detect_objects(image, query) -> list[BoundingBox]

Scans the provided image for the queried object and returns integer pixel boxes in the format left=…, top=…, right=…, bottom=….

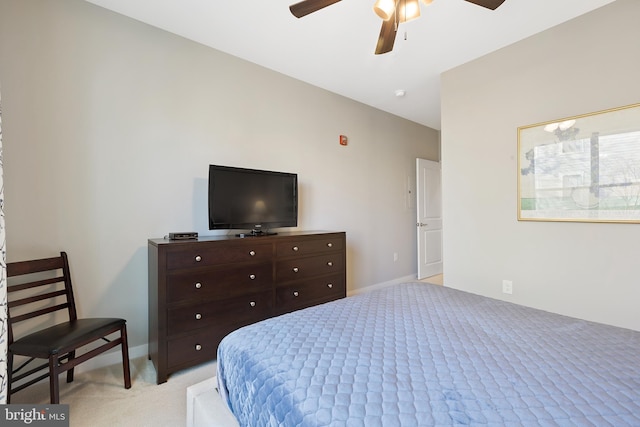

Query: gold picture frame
left=518, top=103, right=640, bottom=223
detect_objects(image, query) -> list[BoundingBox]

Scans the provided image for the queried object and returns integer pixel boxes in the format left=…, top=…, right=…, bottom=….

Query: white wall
left=0, top=0, right=439, bottom=350
left=441, top=0, right=640, bottom=331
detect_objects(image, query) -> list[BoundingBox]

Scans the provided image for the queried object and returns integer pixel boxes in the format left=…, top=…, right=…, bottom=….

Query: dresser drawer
left=276, top=254, right=344, bottom=283
left=166, top=242, right=272, bottom=270
left=167, top=262, right=272, bottom=303
left=167, top=328, right=222, bottom=369
left=276, top=234, right=344, bottom=258
left=276, top=274, right=345, bottom=314
left=167, top=290, right=273, bottom=336
left=167, top=292, right=273, bottom=368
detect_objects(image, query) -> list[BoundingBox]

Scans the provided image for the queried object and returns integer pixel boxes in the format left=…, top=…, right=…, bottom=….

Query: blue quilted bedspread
left=216, top=282, right=640, bottom=426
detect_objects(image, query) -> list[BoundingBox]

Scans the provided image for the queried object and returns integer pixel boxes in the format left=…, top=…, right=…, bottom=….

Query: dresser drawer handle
left=327, top=242, right=333, bottom=248
left=327, top=283, right=333, bottom=289
left=195, top=282, right=202, bottom=289
left=195, top=344, right=202, bottom=351
left=292, top=267, right=299, bottom=273
left=249, top=250, right=256, bottom=256
left=327, top=261, right=333, bottom=267
left=195, top=313, right=202, bottom=320
left=293, top=291, right=299, bottom=297
left=195, top=255, right=202, bottom=262
left=292, top=246, right=299, bottom=251
left=249, top=274, right=256, bottom=280
left=249, top=301, right=256, bottom=307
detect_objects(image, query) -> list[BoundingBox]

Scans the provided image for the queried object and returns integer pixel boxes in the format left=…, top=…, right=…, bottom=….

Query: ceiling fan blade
left=289, top=0, right=342, bottom=18
left=464, top=0, right=506, bottom=10
left=375, top=13, right=397, bottom=55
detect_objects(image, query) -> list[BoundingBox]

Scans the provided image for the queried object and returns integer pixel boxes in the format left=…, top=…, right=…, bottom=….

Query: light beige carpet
left=10, top=356, right=217, bottom=427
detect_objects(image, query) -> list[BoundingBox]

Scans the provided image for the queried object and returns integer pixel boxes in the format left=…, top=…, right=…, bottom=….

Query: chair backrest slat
left=11, top=303, right=70, bottom=323
left=7, top=256, right=64, bottom=276
left=8, top=289, right=68, bottom=310
left=7, top=276, right=65, bottom=293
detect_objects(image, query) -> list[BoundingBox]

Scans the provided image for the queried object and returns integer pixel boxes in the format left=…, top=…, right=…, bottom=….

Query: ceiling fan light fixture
left=398, top=0, right=421, bottom=23
left=373, top=0, right=396, bottom=21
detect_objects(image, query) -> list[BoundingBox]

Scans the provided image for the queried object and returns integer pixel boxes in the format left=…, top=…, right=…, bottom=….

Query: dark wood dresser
left=148, top=230, right=346, bottom=383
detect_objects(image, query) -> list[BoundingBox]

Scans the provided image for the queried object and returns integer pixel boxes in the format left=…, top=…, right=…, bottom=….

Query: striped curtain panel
left=0, top=90, right=6, bottom=404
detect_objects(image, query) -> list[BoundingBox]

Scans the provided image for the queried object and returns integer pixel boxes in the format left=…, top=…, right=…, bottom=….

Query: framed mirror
left=518, top=103, right=640, bottom=223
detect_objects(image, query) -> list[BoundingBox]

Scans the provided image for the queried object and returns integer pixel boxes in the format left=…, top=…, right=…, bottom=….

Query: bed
left=206, top=282, right=640, bottom=426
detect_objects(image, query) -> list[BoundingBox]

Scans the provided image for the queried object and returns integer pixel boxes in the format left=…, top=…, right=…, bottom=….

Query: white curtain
left=0, top=89, right=7, bottom=404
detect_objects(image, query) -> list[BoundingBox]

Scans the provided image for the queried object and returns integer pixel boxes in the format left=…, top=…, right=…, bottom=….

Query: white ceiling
left=84, top=0, right=614, bottom=130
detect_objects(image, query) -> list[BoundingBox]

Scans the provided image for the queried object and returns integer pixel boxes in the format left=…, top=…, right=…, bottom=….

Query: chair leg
left=49, top=355, right=60, bottom=404
left=66, top=350, right=76, bottom=383
left=7, top=351, right=13, bottom=404
left=120, top=324, right=132, bottom=389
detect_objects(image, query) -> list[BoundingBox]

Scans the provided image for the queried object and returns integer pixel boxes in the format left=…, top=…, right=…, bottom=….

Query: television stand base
left=237, top=229, right=278, bottom=238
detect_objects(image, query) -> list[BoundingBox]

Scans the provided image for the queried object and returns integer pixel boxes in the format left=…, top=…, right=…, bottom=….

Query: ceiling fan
left=289, top=0, right=507, bottom=55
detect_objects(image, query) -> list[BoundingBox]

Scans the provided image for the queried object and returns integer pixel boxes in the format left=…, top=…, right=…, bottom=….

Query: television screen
left=208, top=165, right=298, bottom=233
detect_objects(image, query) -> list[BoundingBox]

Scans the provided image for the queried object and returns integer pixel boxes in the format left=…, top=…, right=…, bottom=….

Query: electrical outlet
left=502, top=280, right=513, bottom=294
left=393, top=252, right=399, bottom=262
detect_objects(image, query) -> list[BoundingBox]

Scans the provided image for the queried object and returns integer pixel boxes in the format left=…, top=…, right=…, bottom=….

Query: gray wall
left=441, top=0, right=640, bottom=331
left=0, top=0, right=439, bottom=352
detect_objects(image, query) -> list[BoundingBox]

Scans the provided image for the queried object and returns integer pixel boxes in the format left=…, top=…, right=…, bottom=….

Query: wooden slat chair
left=6, top=251, right=132, bottom=403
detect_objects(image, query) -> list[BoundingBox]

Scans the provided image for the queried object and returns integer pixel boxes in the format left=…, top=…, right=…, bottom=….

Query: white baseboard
left=347, top=274, right=417, bottom=297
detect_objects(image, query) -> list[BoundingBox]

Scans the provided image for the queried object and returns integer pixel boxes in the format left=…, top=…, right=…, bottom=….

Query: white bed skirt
left=186, top=376, right=240, bottom=427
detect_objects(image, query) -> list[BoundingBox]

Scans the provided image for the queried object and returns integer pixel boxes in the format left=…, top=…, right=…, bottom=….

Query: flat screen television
left=208, top=165, right=298, bottom=235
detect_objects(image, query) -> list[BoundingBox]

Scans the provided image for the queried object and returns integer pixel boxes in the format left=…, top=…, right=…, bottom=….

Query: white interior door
left=416, top=158, right=443, bottom=279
